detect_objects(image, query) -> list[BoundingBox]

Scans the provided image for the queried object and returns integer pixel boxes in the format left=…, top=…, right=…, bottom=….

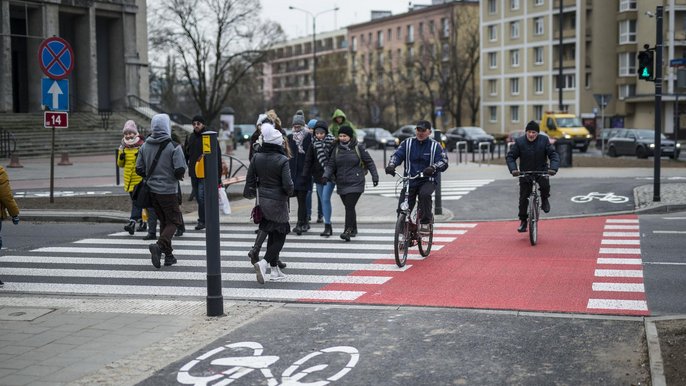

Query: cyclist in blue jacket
left=385, top=120, right=449, bottom=234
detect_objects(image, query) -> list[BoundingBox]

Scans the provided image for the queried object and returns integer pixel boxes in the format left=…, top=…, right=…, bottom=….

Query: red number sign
left=44, top=111, right=69, bottom=128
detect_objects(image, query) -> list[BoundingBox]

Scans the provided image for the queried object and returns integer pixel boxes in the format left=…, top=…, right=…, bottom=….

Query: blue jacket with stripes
left=389, top=137, right=449, bottom=187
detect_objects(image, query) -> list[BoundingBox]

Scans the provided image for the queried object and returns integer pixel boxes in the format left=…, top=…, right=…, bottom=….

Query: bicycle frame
left=518, top=171, right=549, bottom=246
left=394, top=173, right=433, bottom=266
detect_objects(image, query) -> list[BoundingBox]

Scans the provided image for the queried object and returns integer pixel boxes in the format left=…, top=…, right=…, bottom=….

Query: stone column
left=74, top=7, right=97, bottom=112
left=0, top=0, right=12, bottom=112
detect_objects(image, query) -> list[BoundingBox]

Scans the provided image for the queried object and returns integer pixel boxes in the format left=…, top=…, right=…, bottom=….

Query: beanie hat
left=338, top=125, right=354, bottom=138
left=314, top=120, right=328, bottom=134
left=122, top=120, right=138, bottom=135
left=261, top=123, right=283, bottom=145
left=307, top=119, right=317, bottom=129
left=192, top=115, right=205, bottom=125
left=256, top=113, right=269, bottom=127
left=292, top=110, right=306, bottom=127
left=525, top=120, right=540, bottom=133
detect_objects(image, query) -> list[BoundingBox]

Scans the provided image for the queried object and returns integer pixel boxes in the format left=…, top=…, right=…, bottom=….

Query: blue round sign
left=38, top=37, right=74, bottom=80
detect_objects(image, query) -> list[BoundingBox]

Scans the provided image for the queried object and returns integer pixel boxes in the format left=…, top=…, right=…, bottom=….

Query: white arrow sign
left=48, top=80, right=63, bottom=110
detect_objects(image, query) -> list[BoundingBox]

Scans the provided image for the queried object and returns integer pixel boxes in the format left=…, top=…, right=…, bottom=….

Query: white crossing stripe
left=603, top=225, right=640, bottom=230
left=605, top=219, right=639, bottom=223
left=599, top=248, right=641, bottom=255
left=592, top=282, right=645, bottom=292
left=601, top=239, right=641, bottom=245
left=653, top=230, right=686, bottom=234
left=596, top=258, right=643, bottom=265
left=595, top=269, right=643, bottom=278
left=603, top=232, right=640, bottom=237
left=107, top=234, right=459, bottom=243
left=587, top=299, right=648, bottom=311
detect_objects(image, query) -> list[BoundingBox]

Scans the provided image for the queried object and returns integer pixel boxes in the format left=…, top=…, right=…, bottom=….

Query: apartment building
left=481, top=0, right=686, bottom=140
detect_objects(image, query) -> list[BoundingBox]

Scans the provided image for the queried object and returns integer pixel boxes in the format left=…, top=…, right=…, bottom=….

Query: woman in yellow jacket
left=117, top=120, right=146, bottom=234
left=0, top=164, right=20, bottom=287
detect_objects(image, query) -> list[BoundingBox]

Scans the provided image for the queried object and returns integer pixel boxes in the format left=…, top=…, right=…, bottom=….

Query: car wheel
left=636, top=146, right=648, bottom=159
left=607, top=146, right=617, bottom=158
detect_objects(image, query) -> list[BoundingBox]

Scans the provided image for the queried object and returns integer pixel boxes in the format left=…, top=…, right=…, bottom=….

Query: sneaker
left=254, top=259, right=268, bottom=284
left=194, top=222, right=205, bottom=231
left=419, top=223, right=431, bottom=235
left=269, top=266, right=286, bottom=281
left=517, top=220, right=527, bottom=233
left=124, top=220, right=136, bottom=235
left=541, top=198, right=551, bottom=213
left=164, top=254, right=177, bottom=266
left=143, top=233, right=156, bottom=241
left=149, top=244, right=162, bottom=268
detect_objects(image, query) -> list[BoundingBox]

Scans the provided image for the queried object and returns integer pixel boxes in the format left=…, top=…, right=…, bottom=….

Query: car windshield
left=240, top=125, right=256, bottom=138
left=463, top=127, right=486, bottom=135
left=556, top=117, right=583, bottom=128
left=635, top=130, right=667, bottom=140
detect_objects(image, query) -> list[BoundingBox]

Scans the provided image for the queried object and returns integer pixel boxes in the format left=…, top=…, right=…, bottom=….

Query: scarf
left=292, top=129, right=307, bottom=154
left=313, top=134, right=335, bottom=168
left=121, top=135, right=144, bottom=149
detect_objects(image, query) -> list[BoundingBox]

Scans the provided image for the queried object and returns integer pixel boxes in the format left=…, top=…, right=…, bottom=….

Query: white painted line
left=587, top=299, right=648, bottom=311
left=1, top=256, right=410, bottom=271
left=439, top=196, right=463, bottom=201
left=599, top=248, right=641, bottom=255
left=601, top=239, right=641, bottom=245
left=105, top=234, right=457, bottom=243
left=595, top=269, right=643, bottom=278
left=0, top=267, right=391, bottom=285
left=604, top=225, right=640, bottom=230
left=597, top=258, right=643, bottom=265
left=643, top=262, right=686, bottom=266
left=110, top=227, right=471, bottom=236
left=373, top=187, right=475, bottom=194
left=605, top=219, right=639, bottom=223
left=662, top=217, right=686, bottom=220
left=434, top=223, right=478, bottom=228
left=5, top=283, right=366, bottom=301
left=592, top=282, right=645, bottom=292
left=603, top=232, right=640, bottom=237
left=653, top=230, right=686, bottom=234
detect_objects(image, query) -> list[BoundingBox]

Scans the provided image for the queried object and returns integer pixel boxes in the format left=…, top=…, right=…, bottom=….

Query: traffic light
left=637, top=49, right=654, bottom=81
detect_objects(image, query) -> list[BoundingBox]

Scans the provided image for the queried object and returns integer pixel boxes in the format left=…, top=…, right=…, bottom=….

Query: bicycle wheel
left=394, top=213, right=410, bottom=267
left=529, top=195, right=538, bottom=246
left=417, top=217, right=433, bottom=257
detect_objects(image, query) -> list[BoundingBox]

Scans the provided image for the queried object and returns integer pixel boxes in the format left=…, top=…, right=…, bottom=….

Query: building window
left=407, top=25, right=414, bottom=43
left=511, top=106, right=520, bottom=122
left=556, top=74, right=576, bottom=89
left=442, top=43, right=450, bottom=61
left=534, top=76, right=543, bottom=93
left=533, top=105, right=543, bottom=120
left=489, top=106, right=498, bottom=122
left=408, top=46, right=415, bottom=61
left=510, top=78, right=520, bottom=95
left=534, top=47, right=544, bottom=64
left=619, top=20, right=636, bottom=44
left=619, top=0, right=637, bottom=12
left=397, top=27, right=402, bottom=40
left=388, top=29, right=392, bottom=42
left=488, top=25, right=497, bottom=41
left=441, top=18, right=450, bottom=38
left=488, top=0, right=496, bottom=14
left=619, top=84, right=636, bottom=100
left=419, top=22, right=424, bottom=37
left=489, top=79, right=497, bottom=96
left=534, top=17, right=544, bottom=35
left=429, top=20, right=435, bottom=34
left=618, top=52, right=636, bottom=76
left=534, top=0, right=544, bottom=5
left=510, top=21, right=520, bottom=39
left=586, top=73, right=591, bottom=88
left=510, top=49, right=519, bottom=67
left=377, top=30, right=384, bottom=48
left=488, top=52, right=497, bottom=68
left=511, top=0, right=520, bottom=11
left=351, top=37, right=357, bottom=51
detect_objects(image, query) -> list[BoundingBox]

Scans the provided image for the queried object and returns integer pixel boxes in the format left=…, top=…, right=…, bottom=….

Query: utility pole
left=653, top=6, right=663, bottom=202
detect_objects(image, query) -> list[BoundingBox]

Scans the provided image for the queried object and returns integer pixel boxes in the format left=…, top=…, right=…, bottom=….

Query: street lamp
left=288, top=5, right=339, bottom=117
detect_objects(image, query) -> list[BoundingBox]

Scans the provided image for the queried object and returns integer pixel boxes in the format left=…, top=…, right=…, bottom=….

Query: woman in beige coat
left=0, top=165, right=20, bottom=287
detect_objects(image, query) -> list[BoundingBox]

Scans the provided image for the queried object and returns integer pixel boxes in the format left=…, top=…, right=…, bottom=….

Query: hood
left=149, top=114, right=171, bottom=143
left=331, top=109, right=347, bottom=121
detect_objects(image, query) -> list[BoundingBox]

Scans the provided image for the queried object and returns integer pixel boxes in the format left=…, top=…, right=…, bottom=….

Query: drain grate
left=0, top=307, right=55, bottom=321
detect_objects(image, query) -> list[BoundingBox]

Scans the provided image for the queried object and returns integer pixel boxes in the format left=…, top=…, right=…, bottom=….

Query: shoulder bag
left=133, top=140, right=170, bottom=208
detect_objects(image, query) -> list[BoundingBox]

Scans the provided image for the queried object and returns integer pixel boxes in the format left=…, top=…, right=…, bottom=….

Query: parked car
left=361, top=128, right=399, bottom=149
left=606, top=129, right=681, bottom=159
left=445, top=126, right=495, bottom=152
left=595, top=128, right=628, bottom=150
left=392, top=125, right=447, bottom=145
left=235, top=124, right=256, bottom=145
left=506, top=130, right=555, bottom=145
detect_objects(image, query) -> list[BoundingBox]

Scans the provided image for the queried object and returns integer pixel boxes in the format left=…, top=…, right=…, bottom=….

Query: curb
left=645, top=318, right=667, bottom=386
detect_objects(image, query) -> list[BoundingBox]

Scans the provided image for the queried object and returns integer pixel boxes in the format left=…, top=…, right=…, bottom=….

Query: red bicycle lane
left=320, top=215, right=648, bottom=316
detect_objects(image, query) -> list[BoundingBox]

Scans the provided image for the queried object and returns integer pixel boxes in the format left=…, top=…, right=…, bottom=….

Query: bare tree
left=149, top=0, right=284, bottom=124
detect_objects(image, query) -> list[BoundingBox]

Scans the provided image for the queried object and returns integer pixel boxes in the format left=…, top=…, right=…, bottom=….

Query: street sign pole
left=50, top=124, right=55, bottom=203
left=653, top=6, right=663, bottom=202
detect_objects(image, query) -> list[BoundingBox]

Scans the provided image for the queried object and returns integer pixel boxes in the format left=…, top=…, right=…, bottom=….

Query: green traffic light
left=642, top=67, right=650, bottom=77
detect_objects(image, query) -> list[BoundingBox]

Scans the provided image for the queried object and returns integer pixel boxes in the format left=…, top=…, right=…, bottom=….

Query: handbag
left=133, top=140, right=170, bottom=208
left=250, top=186, right=262, bottom=224
left=218, top=187, right=231, bottom=215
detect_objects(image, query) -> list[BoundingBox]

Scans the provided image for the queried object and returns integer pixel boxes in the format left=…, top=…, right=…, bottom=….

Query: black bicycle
left=394, top=173, right=434, bottom=267
left=518, top=171, right=549, bottom=246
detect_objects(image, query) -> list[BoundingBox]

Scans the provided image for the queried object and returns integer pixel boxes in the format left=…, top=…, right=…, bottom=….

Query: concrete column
left=135, top=0, right=149, bottom=102
left=27, top=7, right=43, bottom=112
left=74, top=7, right=97, bottom=112
left=0, top=0, right=12, bottom=112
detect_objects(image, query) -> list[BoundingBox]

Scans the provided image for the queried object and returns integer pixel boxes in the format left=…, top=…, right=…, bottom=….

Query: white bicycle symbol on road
left=177, top=341, right=359, bottom=386
left=570, top=192, right=629, bottom=204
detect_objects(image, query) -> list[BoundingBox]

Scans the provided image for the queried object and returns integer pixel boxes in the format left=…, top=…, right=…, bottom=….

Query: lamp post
left=288, top=6, right=339, bottom=116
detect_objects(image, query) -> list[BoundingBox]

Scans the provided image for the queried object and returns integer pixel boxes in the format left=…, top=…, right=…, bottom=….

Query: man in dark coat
left=506, top=120, right=560, bottom=232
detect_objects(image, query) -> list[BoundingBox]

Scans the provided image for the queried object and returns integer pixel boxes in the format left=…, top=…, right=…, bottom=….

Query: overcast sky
left=260, top=0, right=415, bottom=39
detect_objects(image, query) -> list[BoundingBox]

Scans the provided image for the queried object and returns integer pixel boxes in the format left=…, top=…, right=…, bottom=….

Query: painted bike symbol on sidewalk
left=177, top=341, right=359, bottom=386
left=570, top=192, right=629, bottom=204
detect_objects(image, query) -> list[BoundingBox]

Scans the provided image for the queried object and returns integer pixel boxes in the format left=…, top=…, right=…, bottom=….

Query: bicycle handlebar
left=517, top=171, right=550, bottom=179
left=397, top=173, right=424, bottom=180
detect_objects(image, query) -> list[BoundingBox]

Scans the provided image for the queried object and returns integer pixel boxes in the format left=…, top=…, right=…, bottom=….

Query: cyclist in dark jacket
left=506, top=120, right=560, bottom=232
left=385, top=120, right=449, bottom=235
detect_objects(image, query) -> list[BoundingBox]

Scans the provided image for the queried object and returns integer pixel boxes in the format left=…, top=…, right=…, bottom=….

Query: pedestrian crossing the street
left=0, top=224, right=476, bottom=302
left=365, top=179, right=493, bottom=201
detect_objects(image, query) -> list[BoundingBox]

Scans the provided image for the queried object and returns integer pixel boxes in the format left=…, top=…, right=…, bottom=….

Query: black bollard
left=115, top=149, right=120, bottom=185
left=202, top=131, right=224, bottom=317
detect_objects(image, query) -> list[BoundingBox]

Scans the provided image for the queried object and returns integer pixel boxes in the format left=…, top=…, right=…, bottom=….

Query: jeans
left=193, top=177, right=206, bottom=224
left=315, top=181, right=335, bottom=224
left=128, top=192, right=143, bottom=221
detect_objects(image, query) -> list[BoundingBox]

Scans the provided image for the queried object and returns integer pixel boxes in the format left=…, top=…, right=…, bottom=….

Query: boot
left=316, top=215, right=323, bottom=223
left=136, top=219, right=147, bottom=232
left=340, top=228, right=352, bottom=242
left=248, top=230, right=268, bottom=265
left=269, top=265, right=286, bottom=281
left=517, top=220, right=527, bottom=233
left=350, top=226, right=358, bottom=237
left=293, top=223, right=303, bottom=236
left=277, top=260, right=287, bottom=269
left=124, top=220, right=136, bottom=235
left=164, top=254, right=177, bottom=266
left=320, top=223, right=333, bottom=237
left=302, top=222, right=310, bottom=232
left=143, top=233, right=156, bottom=240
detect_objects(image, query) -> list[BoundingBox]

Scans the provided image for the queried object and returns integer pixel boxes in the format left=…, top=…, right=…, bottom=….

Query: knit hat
left=314, top=120, right=329, bottom=134
left=122, top=120, right=138, bottom=135
left=261, top=123, right=283, bottom=145
left=292, top=110, right=306, bottom=127
left=525, top=120, right=540, bottom=133
left=256, top=113, right=269, bottom=127
left=307, top=119, right=317, bottom=129
left=338, top=125, right=354, bottom=138
left=192, top=115, right=205, bottom=125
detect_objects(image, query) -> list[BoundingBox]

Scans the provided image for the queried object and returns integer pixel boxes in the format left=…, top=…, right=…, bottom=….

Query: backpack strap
left=146, top=139, right=171, bottom=177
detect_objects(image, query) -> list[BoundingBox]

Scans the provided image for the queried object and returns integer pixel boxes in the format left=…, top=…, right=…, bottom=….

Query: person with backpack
left=303, top=120, right=336, bottom=237
left=323, top=125, right=378, bottom=241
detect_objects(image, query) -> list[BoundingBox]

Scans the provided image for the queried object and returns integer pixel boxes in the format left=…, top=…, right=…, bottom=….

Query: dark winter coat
left=506, top=134, right=560, bottom=172
left=244, top=143, right=294, bottom=202
left=287, top=132, right=313, bottom=191
left=183, top=128, right=222, bottom=179
left=323, top=138, right=379, bottom=196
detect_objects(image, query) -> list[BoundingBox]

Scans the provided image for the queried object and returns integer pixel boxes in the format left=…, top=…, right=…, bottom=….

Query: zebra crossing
left=364, top=179, right=493, bottom=200
left=0, top=223, right=476, bottom=302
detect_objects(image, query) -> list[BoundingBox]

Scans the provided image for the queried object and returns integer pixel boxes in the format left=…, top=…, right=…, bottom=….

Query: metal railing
left=0, top=129, right=17, bottom=158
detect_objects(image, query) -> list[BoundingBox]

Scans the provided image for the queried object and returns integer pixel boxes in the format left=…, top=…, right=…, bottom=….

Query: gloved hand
left=373, top=180, right=378, bottom=187
left=423, top=166, right=435, bottom=176
left=11, top=216, right=19, bottom=225
left=385, top=165, right=396, bottom=176
left=118, top=152, right=125, bottom=161
left=511, top=170, right=521, bottom=177
left=548, top=169, right=557, bottom=176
